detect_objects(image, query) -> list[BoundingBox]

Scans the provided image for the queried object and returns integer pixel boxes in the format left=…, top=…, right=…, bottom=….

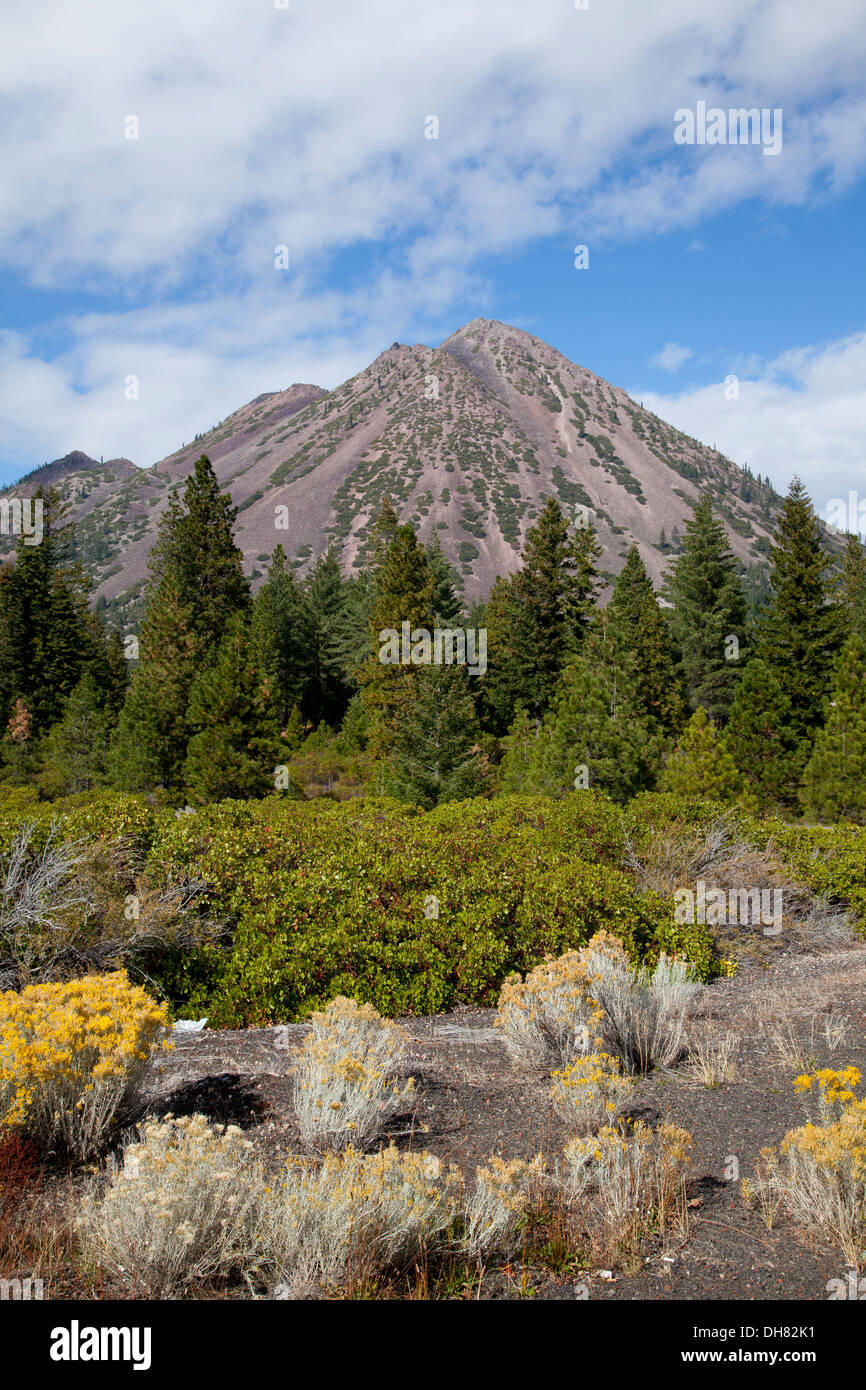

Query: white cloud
left=1, top=0, right=866, bottom=472
left=2, top=0, right=865, bottom=286
left=634, top=331, right=866, bottom=517
left=651, top=342, right=693, bottom=372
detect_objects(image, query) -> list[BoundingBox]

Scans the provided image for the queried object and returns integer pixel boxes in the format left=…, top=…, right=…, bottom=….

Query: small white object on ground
left=172, top=1018, right=209, bottom=1033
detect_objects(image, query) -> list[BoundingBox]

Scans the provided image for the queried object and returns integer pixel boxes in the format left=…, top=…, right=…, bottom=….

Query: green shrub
left=749, top=819, right=866, bottom=928
left=142, top=793, right=717, bottom=1024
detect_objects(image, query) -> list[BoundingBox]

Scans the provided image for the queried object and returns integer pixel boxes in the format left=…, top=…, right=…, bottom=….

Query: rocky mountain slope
left=1, top=320, right=782, bottom=620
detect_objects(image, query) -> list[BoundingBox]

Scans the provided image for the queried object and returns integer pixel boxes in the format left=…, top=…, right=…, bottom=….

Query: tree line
left=1, top=454, right=864, bottom=820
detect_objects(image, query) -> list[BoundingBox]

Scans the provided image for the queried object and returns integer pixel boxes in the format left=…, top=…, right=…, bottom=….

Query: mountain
left=1, top=320, right=784, bottom=620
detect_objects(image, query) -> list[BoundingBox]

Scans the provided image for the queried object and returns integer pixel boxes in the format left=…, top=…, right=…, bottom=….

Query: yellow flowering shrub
left=459, top=1154, right=544, bottom=1260
left=291, top=996, right=415, bottom=1152
left=0, top=971, right=169, bottom=1161
left=747, top=1067, right=866, bottom=1266
left=495, top=944, right=605, bottom=1070
left=793, top=1066, right=862, bottom=1121
left=79, top=1113, right=261, bottom=1296
left=496, top=928, right=700, bottom=1075
left=260, top=1143, right=463, bottom=1296
left=550, top=1051, right=634, bottom=1134
left=562, top=1119, right=692, bottom=1263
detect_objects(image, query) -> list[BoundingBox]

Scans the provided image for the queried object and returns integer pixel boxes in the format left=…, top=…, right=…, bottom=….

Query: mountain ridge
left=2, top=319, right=783, bottom=620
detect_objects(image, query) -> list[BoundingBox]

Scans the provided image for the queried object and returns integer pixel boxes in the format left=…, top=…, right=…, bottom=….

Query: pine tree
left=183, top=617, right=283, bottom=803
left=425, top=532, right=463, bottom=624
left=665, top=493, right=748, bottom=724
left=305, top=544, right=352, bottom=723
left=757, top=478, right=839, bottom=782
left=383, top=663, right=485, bottom=808
left=252, top=546, right=314, bottom=725
left=108, top=457, right=249, bottom=791
left=481, top=499, right=600, bottom=731
left=502, top=617, right=659, bottom=801
left=359, top=522, right=434, bottom=754
left=148, top=456, right=250, bottom=649
left=724, top=658, right=794, bottom=811
left=802, top=634, right=866, bottom=823
left=607, top=545, right=686, bottom=734
left=658, top=707, right=743, bottom=802
left=107, top=575, right=200, bottom=791
left=0, top=487, right=118, bottom=734
left=836, top=532, right=866, bottom=646
left=38, top=673, right=113, bottom=797
left=479, top=573, right=533, bottom=733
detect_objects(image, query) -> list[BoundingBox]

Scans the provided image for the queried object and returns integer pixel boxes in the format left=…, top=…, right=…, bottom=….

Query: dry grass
left=0, top=1132, right=79, bottom=1294
left=623, top=814, right=856, bottom=960
left=679, top=1032, right=740, bottom=1087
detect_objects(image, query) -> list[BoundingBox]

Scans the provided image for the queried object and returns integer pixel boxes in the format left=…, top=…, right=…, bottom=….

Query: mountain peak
left=6, top=322, right=782, bottom=621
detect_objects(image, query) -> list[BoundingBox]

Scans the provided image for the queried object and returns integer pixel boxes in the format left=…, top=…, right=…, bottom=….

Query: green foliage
left=658, top=707, right=745, bottom=804
left=107, top=574, right=200, bottom=791
left=382, top=663, right=486, bottom=808
left=757, top=478, right=839, bottom=790
left=0, top=488, right=120, bottom=735
left=747, top=818, right=866, bottom=927
left=500, top=617, right=661, bottom=801
left=481, top=499, right=601, bottom=732
left=148, top=455, right=250, bottom=650
left=109, top=457, right=250, bottom=793
left=138, top=793, right=714, bottom=1024
left=607, top=546, right=686, bottom=734
left=802, top=634, right=866, bottom=823
left=725, top=658, right=795, bottom=811
left=664, top=492, right=748, bottom=724
left=183, top=617, right=284, bottom=803
left=836, top=533, right=866, bottom=647
left=251, top=546, right=315, bottom=725
left=37, top=673, right=113, bottom=798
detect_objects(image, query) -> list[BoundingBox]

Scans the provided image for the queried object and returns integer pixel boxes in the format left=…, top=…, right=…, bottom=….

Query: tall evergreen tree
left=836, top=532, right=866, bottom=646
left=665, top=493, right=748, bottom=725
left=39, top=673, right=113, bottom=797
left=481, top=499, right=600, bottom=731
left=658, top=706, right=744, bottom=803
left=757, top=478, right=838, bottom=780
left=183, top=617, right=283, bottom=803
left=107, top=575, right=200, bottom=791
left=148, top=455, right=250, bottom=649
left=500, top=616, right=658, bottom=802
left=0, top=487, right=117, bottom=733
left=425, top=532, right=463, bottom=624
left=724, top=658, right=794, bottom=811
left=607, top=545, right=686, bottom=734
left=108, top=457, right=249, bottom=791
left=359, top=523, right=434, bottom=754
left=305, top=544, right=352, bottom=723
left=383, top=663, right=485, bottom=808
left=801, top=634, right=866, bottom=824
left=252, top=546, right=314, bottom=725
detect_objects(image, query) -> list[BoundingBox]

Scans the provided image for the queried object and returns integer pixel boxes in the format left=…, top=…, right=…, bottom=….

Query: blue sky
left=1, top=0, right=865, bottom=524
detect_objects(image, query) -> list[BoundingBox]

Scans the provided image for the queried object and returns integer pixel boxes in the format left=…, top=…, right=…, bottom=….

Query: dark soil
left=12, top=943, right=866, bottom=1301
